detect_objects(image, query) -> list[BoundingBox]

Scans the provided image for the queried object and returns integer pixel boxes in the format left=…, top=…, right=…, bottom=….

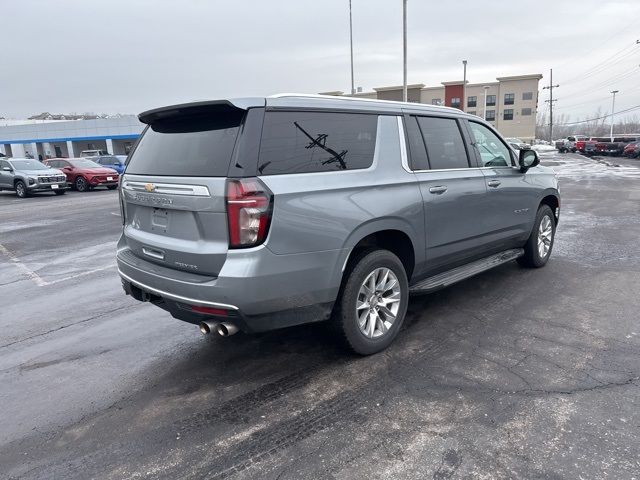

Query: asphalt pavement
left=1, top=153, right=639, bottom=479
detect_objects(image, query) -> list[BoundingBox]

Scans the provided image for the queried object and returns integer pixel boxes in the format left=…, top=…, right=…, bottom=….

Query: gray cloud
left=1, top=0, right=639, bottom=120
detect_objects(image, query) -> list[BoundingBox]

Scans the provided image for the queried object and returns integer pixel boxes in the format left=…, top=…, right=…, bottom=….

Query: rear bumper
left=116, top=238, right=346, bottom=332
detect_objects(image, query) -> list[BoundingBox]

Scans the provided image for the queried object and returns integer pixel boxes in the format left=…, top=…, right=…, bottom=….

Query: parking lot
left=1, top=152, right=639, bottom=479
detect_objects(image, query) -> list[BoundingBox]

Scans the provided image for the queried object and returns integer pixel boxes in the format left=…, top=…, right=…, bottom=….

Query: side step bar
left=410, top=248, right=524, bottom=294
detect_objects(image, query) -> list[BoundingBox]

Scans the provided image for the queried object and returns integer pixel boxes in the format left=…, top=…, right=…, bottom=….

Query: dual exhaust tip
left=199, top=321, right=239, bottom=337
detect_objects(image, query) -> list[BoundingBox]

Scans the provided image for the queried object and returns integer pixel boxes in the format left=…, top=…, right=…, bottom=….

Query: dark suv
left=117, top=95, right=560, bottom=354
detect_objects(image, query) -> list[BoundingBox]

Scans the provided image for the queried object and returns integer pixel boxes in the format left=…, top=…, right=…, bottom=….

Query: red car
left=44, top=158, right=119, bottom=192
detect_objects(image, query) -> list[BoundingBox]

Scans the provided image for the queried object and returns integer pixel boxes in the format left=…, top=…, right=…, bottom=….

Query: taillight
left=118, top=187, right=126, bottom=225
left=226, top=178, right=273, bottom=248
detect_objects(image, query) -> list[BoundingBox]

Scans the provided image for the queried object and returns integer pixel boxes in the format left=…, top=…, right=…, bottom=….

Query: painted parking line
left=0, top=243, right=46, bottom=287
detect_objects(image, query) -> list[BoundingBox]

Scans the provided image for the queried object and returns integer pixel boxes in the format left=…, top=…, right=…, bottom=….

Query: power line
left=555, top=104, right=640, bottom=126
left=561, top=42, right=638, bottom=85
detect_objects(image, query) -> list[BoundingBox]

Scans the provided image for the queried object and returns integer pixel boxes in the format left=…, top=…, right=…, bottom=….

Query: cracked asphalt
left=1, top=152, right=639, bottom=479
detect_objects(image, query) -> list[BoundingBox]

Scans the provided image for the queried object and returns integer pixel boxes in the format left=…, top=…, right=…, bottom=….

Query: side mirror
left=519, top=149, right=539, bottom=172
left=2, top=167, right=11, bottom=172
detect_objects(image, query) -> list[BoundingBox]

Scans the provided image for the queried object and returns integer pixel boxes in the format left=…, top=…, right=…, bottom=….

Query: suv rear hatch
left=120, top=100, right=263, bottom=277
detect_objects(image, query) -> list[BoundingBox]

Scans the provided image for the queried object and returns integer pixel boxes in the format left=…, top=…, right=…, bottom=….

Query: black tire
left=75, top=176, right=88, bottom=192
left=15, top=180, right=28, bottom=198
left=332, top=249, right=409, bottom=355
left=107, top=185, right=118, bottom=190
left=518, top=205, right=556, bottom=268
left=54, top=190, right=66, bottom=195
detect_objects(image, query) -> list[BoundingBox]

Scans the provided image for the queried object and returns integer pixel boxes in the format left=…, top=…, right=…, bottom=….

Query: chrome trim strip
left=122, top=181, right=210, bottom=197
left=118, top=269, right=239, bottom=310
left=397, top=116, right=411, bottom=173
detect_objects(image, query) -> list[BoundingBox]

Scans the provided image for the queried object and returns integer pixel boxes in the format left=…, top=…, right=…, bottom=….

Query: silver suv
left=117, top=95, right=560, bottom=355
left=0, top=158, right=68, bottom=198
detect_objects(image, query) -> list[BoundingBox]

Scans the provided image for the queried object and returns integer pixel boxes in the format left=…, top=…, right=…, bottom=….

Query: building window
left=431, top=98, right=441, bottom=105
left=467, top=96, right=477, bottom=108
left=503, top=109, right=514, bottom=120
left=468, top=111, right=477, bottom=116
left=521, top=108, right=532, bottom=116
left=486, top=95, right=496, bottom=106
left=451, top=97, right=461, bottom=109
left=504, top=93, right=515, bottom=105
left=485, top=110, right=496, bottom=121
left=522, top=92, right=533, bottom=101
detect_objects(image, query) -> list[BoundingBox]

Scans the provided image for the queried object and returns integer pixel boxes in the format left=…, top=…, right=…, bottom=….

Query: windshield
left=70, top=159, right=102, bottom=169
left=9, top=159, right=49, bottom=170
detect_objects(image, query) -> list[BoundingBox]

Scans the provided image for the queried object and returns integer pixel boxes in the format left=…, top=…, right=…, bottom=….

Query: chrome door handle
left=487, top=180, right=501, bottom=188
left=429, top=185, right=448, bottom=194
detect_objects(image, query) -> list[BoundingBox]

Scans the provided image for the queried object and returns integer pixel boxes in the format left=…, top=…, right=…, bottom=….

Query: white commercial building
left=0, top=116, right=144, bottom=159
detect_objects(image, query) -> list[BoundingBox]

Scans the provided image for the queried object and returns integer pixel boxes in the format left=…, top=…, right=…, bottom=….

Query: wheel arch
left=539, top=191, right=560, bottom=224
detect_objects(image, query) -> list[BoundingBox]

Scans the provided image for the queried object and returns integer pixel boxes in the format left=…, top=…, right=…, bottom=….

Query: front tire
left=332, top=249, right=409, bottom=355
left=15, top=181, right=28, bottom=198
left=518, top=205, right=556, bottom=268
left=75, top=176, right=88, bottom=192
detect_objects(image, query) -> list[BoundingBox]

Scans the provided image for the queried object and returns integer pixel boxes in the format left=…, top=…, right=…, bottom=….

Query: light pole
left=402, top=0, right=408, bottom=102
left=462, top=60, right=467, bottom=112
left=483, top=86, right=490, bottom=120
left=349, top=0, right=355, bottom=95
left=610, top=90, right=619, bottom=142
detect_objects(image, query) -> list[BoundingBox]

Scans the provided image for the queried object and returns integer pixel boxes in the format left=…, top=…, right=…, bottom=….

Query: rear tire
left=75, top=176, right=88, bottom=192
left=332, top=249, right=409, bottom=355
left=15, top=181, right=28, bottom=198
left=518, top=205, right=556, bottom=268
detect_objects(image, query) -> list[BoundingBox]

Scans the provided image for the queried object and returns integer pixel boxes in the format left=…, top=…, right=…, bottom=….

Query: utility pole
left=610, top=90, right=619, bottom=141
left=402, top=0, right=407, bottom=102
left=349, top=0, right=355, bottom=95
left=543, top=68, right=559, bottom=143
left=462, top=60, right=467, bottom=112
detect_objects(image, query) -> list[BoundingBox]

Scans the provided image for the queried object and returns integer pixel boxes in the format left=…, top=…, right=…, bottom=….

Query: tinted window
left=0, top=160, right=9, bottom=169
left=504, top=93, right=515, bottom=105
left=469, top=122, right=512, bottom=167
left=404, top=116, right=429, bottom=171
left=416, top=117, right=469, bottom=170
left=486, top=95, right=496, bottom=106
left=503, top=109, right=514, bottom=120
left=126, top=111, right=244, bottom=176
left=485, top=110, right=496, bottom=121
left=467, top=96, right=477, bottom=107
left=258, top=111, right=377, bottom=175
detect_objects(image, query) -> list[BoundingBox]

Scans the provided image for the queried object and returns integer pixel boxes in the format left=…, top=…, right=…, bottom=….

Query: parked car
left=44, top=158, right=119, bottom=191
left=595, top=136, right=640, bottom=156
left=555, top=135, right=587, bottom=153
left=505, top=137, right=529, bottom=150
left=80, top=149, right=108, bottom=157
left=0, top=157, right=68, bottom=198
left=117, top=95, right=560, bottom=355
left=93, top=154, right=126, bottom=174
left=623, top=141, right=640, bottom=158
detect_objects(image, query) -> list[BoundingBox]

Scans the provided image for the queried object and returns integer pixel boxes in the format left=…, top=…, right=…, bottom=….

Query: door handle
left=429, top=185, right=448, bottom=194
left=487, top=180, right=501, bottom=188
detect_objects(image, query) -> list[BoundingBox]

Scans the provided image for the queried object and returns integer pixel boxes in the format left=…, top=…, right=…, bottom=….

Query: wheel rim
left=16, top=183, right=25, bottom=196
left=356, top=267, right=401, bottom=339
left=76, top=178, right=86, bottom=191
left=537, top=215, right=553, bottom=258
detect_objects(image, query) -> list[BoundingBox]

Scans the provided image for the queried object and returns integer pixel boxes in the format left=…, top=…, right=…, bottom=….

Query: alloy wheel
left=537, top=215, right=553, bottom=259
left=355, top=267, right=401, bottom=339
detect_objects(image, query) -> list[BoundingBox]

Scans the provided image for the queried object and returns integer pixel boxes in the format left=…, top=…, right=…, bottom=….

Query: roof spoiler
left=138, top=98, right=266, bottom=125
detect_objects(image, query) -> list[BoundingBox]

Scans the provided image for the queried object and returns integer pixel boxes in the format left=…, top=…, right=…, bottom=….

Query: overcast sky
left=1, top=0, right=639, bottom=120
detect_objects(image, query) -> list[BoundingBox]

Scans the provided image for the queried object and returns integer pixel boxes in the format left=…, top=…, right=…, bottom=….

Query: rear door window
left=258, top=111, right=377, bottom=175
left=416, top=116, right=469, bottom=169
left=126, top=112, right=244, bottom=176
left=404, top=116, right=429, bottom=171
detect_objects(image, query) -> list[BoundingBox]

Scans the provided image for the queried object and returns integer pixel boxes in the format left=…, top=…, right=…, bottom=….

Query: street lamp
left=483, top=86, right=490, bottom=120
left=462, top=60, right=467, bottom=112
left=349, top=0, right=355, bottom=95
left=402, top=0, right=407, bottom=102
left=610, top=90, right=619, bottom=142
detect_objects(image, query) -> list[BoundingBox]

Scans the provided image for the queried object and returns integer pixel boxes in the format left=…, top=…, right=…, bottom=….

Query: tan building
left=321, top=74, right=542, bottom=142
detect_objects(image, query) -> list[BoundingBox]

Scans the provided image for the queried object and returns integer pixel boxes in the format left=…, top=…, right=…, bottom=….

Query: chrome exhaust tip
left=199, top=321, right=220, bottom=335
left=216, top=322, right=239, bottom=337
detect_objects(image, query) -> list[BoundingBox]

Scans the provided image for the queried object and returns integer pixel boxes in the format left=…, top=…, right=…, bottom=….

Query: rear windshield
left=126, top=112, right=243, bottom=176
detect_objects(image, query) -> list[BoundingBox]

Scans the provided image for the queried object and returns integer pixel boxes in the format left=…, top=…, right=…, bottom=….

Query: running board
left=410, top=248, right=524, bottom=293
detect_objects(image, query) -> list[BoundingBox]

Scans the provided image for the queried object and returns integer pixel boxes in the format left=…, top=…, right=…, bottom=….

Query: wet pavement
left=1, top=153, right=639, bottom=479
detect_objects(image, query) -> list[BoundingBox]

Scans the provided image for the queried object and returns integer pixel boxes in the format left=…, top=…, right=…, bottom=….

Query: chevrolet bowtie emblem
left=144, top=183, right=155, bottom=192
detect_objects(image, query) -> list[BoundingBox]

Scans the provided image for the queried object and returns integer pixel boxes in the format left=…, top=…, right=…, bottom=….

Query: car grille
left=38, top=175, right=66, bottom=183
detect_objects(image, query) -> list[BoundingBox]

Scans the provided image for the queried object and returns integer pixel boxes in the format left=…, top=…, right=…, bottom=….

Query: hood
left=82, top=167, right=119, bottom=175
left=19, top=168, right=65, bottom=176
